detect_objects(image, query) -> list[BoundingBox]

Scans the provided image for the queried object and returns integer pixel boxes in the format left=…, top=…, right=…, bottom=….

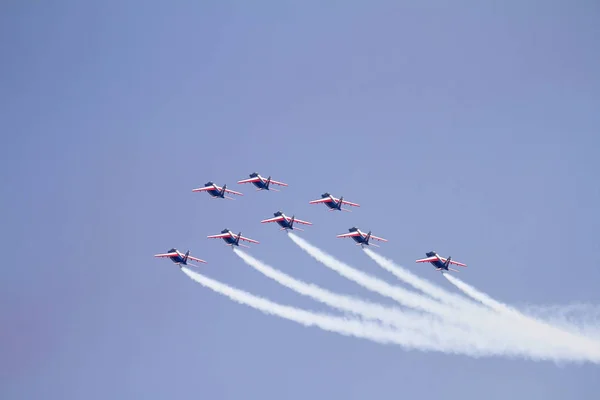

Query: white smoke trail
left=363, top=248, right=600, bottom=346
left=288, top=233, right=488, bottom=329
left=521, top=304, right=600, bottom=340
left=233, top=248, right=475, bottom=341
left=181, top=266, right=600, bottom=363
left=180, top=267, right=479, bottom=355
left=522, top=303, right=600, bottom=324
left=363, top=248, right=482, bottom=311
left=287, top=235, right=600, bottom=362
left=443, top=273, right=600, bottom=359
left=233, top=249, right=582, bottom=359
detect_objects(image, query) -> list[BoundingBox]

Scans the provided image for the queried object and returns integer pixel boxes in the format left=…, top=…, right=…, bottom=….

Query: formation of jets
left=155, top=171, right=467, bottom=273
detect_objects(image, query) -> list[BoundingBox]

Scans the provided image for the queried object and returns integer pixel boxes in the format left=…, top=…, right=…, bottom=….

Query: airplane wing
left=238, top=177, right=288, bottom=187
left=336, top=232, right=361, bottom=238
left=293, top=218, right=312, bottom=225
left=192, top=187, right=213, bottom=193
left=154, top=252, right=178, bottom=258
left=207, top=233, right=230, bottom=239
left=341, top=199, right=360, bottom=207
left=309, top=198, right=333, bottom=204
left=269, top=179, right=288, bottom=186
left=238, top=235, right=260, bottom=244
left=261, top=216, right=284, bottom=223
left=223, top=188, right=243, bottom=196
left=187, top=255, right=208, bottom=264
left=237, top=177, right=260, bottom=184
left=415, top=257, right=439, bottom=263
left=369, top=235, right=388, bottom=242
left=439, top=257, right=467, bottom=267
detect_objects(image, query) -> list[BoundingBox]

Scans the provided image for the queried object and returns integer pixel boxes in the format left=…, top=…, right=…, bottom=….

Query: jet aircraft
left=336, top=227, right=387, bottom=247
left=415, top=251, right=467, bottom=272
left=207, top=229, right=260, bottom=248
left=192, top=181, right=243, bottom=200
left=237, top=172, right=288, bottom=191
left=154, top=248, right=207, bottom=266
left=261, top=211, right=312, bottom=231
left=309, top=192, right=360, bottom=212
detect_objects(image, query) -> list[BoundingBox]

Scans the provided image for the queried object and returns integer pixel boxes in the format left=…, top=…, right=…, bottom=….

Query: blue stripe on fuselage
left=223, top=236, right=237, bottom=245
left=207, top=189, right=222, bottom=197
left=170, top=255, right=186, bottom=264
left=429, top=260, right=447, bottom=270
left=324, top=201, right=339, bottom=209
left=351, top=235, right=366, bottom=244
left=276, top=220, right=292, bottom=229
left=252, top=181, right=267, bottom=189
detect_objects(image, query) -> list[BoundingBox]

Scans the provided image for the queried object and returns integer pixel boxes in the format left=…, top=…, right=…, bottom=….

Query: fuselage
left=425, top=252, right=447, bottom=270
left=276, top=218, right=294, bottom=229
left=250, top=176, right=270, bottom=190
left=167, top=249, right=187, bottom=265
left=322, top=195, right=340, bottom=209
left=203, top=181, right=224, bottom=198
left=220, top=231, right=240, bottom=245
left=206, top=187, right=224, bottom=197
left=351, top=235, right=367, bottom=244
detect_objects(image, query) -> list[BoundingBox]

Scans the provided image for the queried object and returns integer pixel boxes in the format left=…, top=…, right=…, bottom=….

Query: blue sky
left=1, top=1, right=599, bottom=399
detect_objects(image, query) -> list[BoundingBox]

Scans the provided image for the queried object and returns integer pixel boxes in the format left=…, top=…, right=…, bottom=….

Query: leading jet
left=192, top=181, right=243, bottom=200
left=154, top=248, right=207, bottom=267
left=309, top=192, right=360, bottom=212
left=237, top=172, right=288, bottom=191
left=416, top=251, right=467, bottom=273
left=336, top=227, right=387, bottom=247
left=207, top=229, right=260, bottom=248
left=261, top=211, right=312, bottom=231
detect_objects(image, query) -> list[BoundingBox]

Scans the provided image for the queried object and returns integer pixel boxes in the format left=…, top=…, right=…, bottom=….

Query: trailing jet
left=261, top=211, right=312, bottom=231
left=154, top=248, right=207, bottom=267
left=192, top=181, right=243, bottom=200
left=416, top=251, right=467, bottom=273
left=309, top=192, right=360, bottom=212
left=336, top=227, right=387, bottom=247
left=237, top=172, right=288, bottom=191
left=207, top=229, right=260, bottom=248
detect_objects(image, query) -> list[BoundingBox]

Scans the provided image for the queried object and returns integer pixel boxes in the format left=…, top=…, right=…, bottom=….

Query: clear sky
left=2, top=1, right=600, bottom=399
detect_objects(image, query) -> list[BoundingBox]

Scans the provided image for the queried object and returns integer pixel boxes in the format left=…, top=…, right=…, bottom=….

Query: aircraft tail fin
left=444, top=256, right=452, bottom=269
left=183, top=250, right=190, bottom=263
